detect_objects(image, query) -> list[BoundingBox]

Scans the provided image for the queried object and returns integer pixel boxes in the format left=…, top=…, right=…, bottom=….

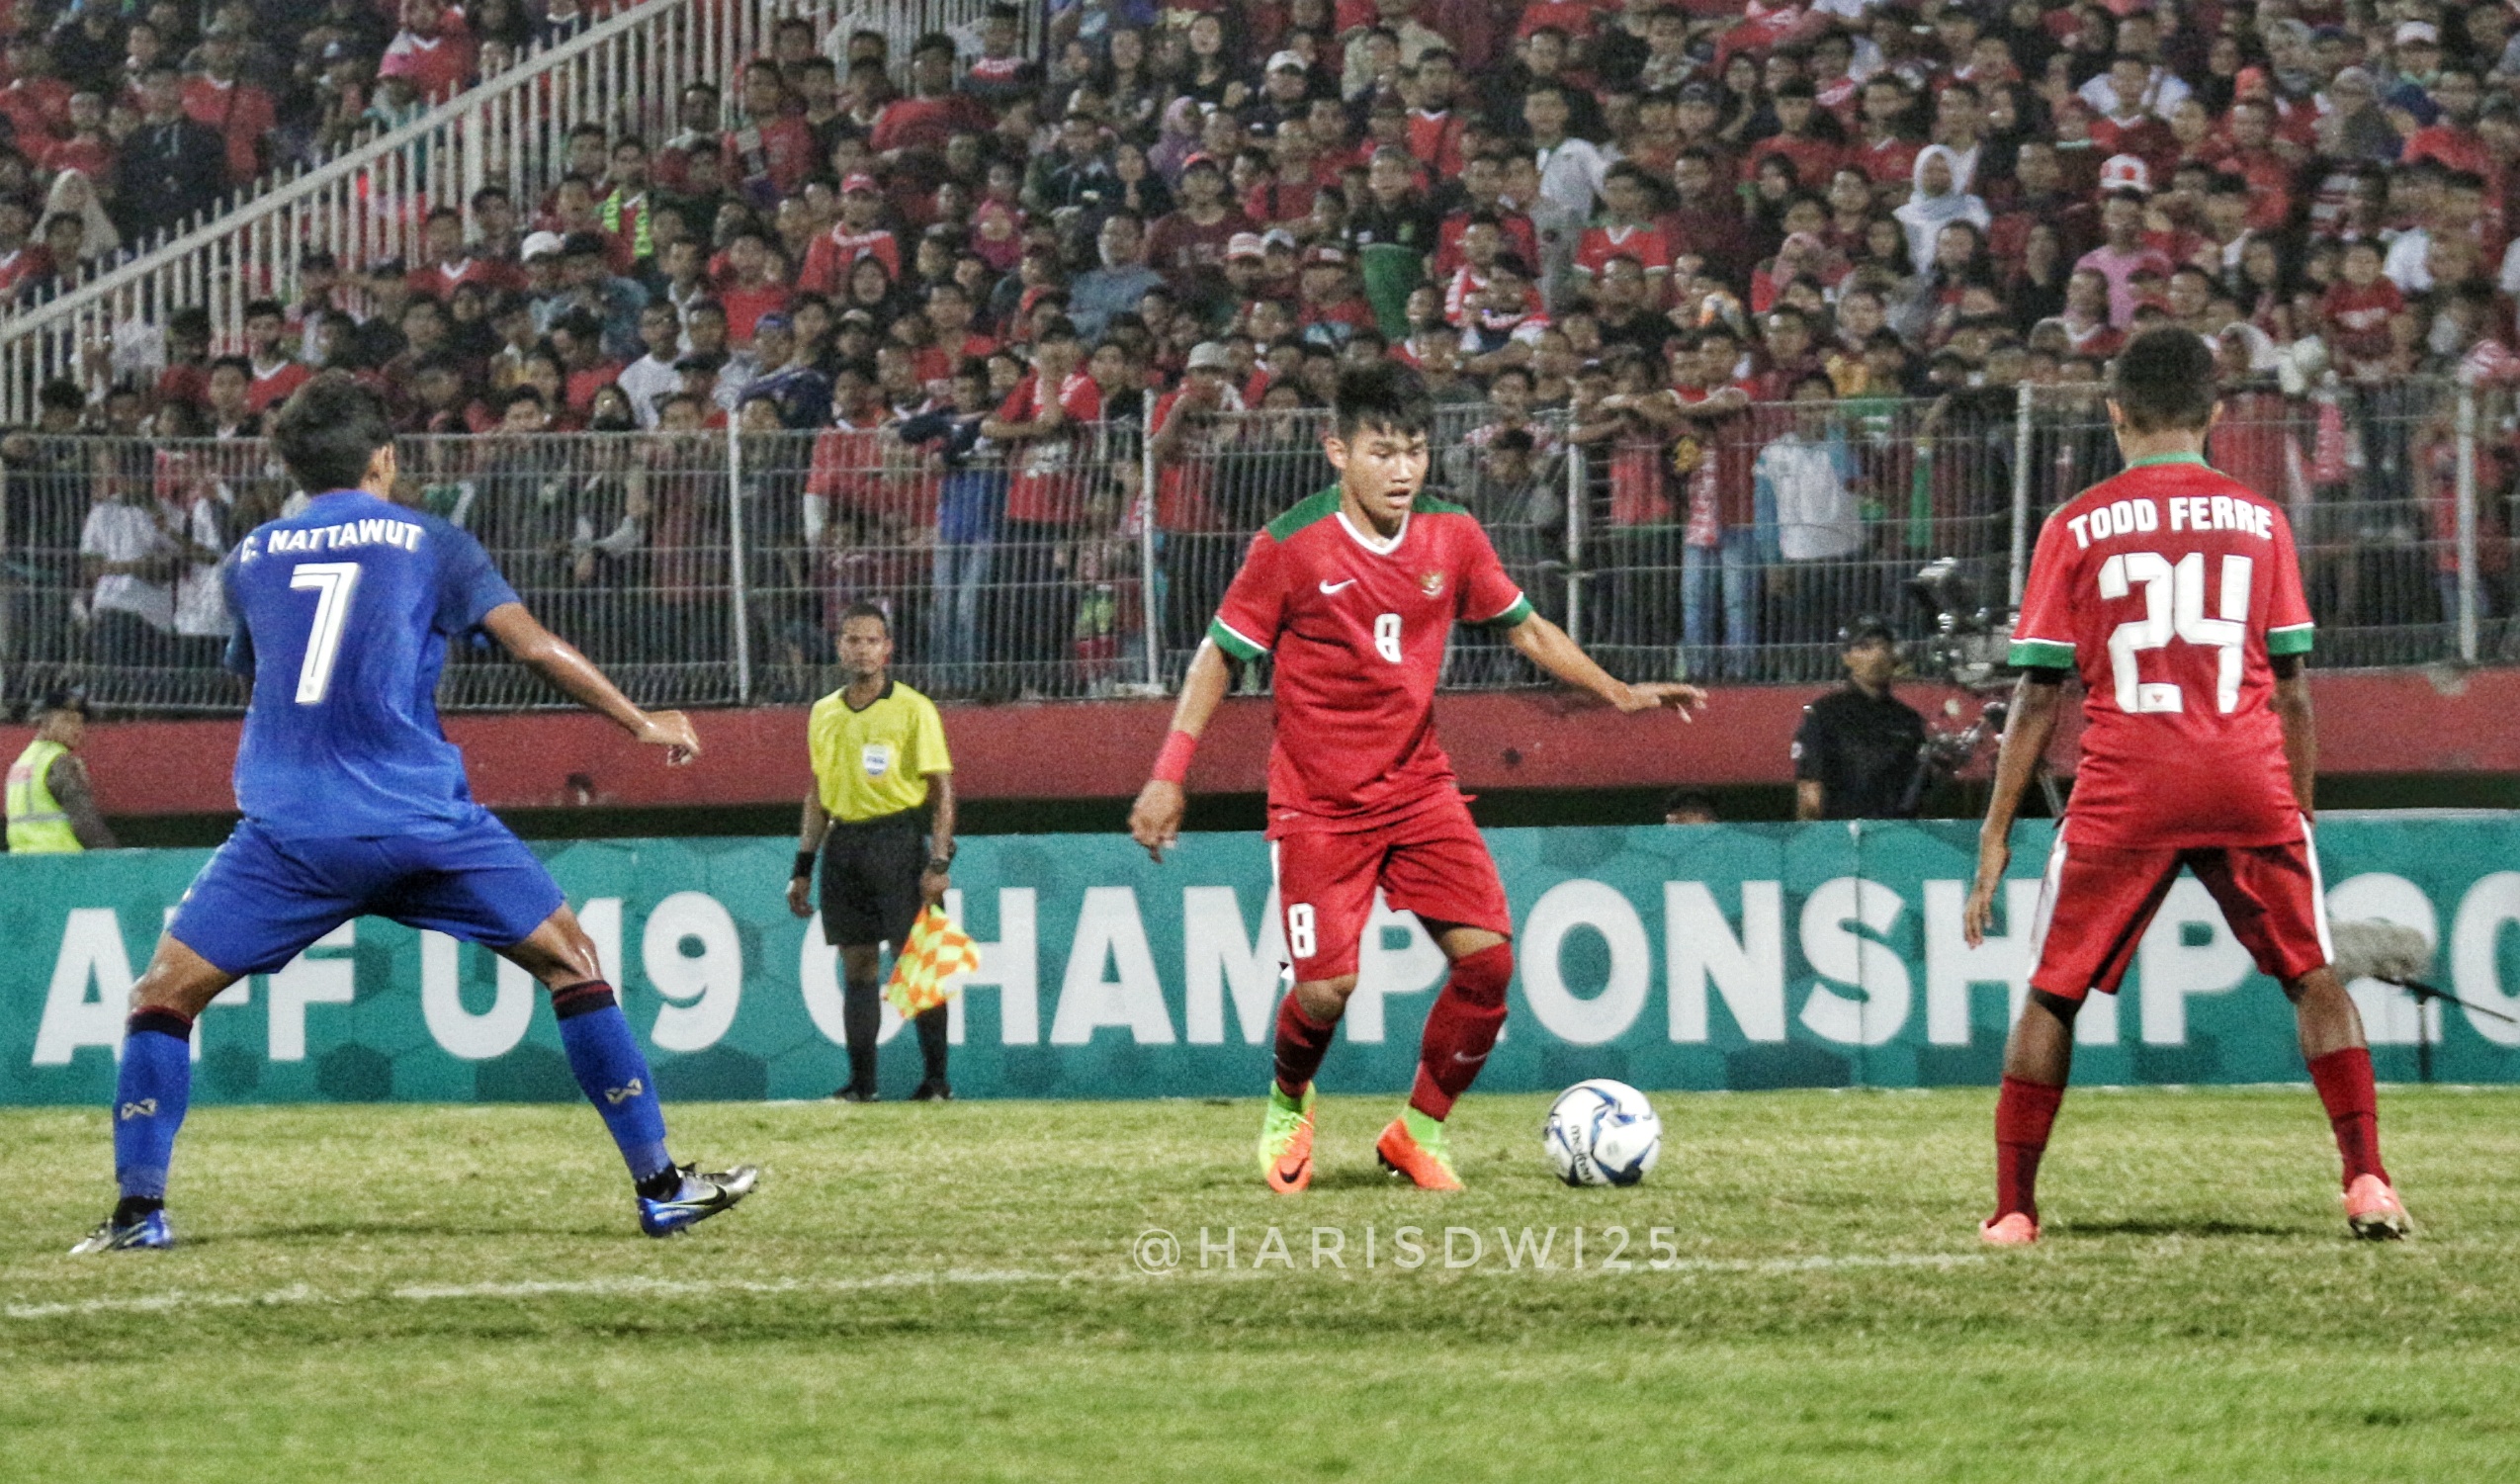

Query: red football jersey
left=1207, top=488, right=1531, bottom=835
left=2009, top=452, right=2315, bottom=849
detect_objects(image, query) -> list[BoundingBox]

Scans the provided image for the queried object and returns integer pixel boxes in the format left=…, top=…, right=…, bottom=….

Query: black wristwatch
left=926, top=855, right=954, bottom=874
left=792, top=850, right=815, bottom=881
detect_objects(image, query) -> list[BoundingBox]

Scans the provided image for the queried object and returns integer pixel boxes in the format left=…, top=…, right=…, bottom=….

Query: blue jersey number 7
left=289, top=562, right=364, bottom=705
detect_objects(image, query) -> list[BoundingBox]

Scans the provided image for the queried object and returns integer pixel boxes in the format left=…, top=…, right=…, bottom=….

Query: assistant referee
left=788, top=603, right=958, bottom=1101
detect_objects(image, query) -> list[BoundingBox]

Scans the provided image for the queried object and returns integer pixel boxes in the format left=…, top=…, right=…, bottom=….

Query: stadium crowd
left=6, top=0, right=2519, bottom=709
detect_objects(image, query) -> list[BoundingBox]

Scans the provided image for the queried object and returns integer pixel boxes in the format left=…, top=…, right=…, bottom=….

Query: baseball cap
left=1226, top=231, right=1265, bottom=260
left=1677, top=79, right=1717, bottom=105
left=1266, top=50, right=1306, bottom=74
left=754, top=311, right=792, bottom=333
left=1837, top=614, right=1898, bottom=647
left=842, top=172, right=879, bottom=194
left=2099, top=153, right=2152, bottom=195
left=2395, top=21, right=2440, bottom=46
left=1180, top=152, right=1223, bottom=174
left=1302, top=243, right=1347, bottom=267
left=1260, top=227, right=1299, bottom=252
left=1186, top=340, right=1234, bottom=371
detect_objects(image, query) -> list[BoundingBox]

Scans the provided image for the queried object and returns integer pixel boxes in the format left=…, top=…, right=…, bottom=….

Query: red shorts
left=1272, top=797, right=1514, bottom=981
left=2026, top=820, right=2333, bottom=1001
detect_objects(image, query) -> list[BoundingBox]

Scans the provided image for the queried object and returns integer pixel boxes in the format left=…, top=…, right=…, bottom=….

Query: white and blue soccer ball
left=1542, top=1079, right=1662, bottom=1187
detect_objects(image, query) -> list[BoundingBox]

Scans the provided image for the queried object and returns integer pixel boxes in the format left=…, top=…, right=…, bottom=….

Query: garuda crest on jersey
left=1419, top=570, right=1445, bottom=597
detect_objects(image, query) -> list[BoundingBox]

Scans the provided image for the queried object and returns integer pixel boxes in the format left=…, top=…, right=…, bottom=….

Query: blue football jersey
left=222, top=490, right=520, bottom=838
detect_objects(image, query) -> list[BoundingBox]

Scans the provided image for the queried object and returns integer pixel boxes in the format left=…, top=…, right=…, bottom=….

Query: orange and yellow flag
left=883, top=905, right=982, bottom=1017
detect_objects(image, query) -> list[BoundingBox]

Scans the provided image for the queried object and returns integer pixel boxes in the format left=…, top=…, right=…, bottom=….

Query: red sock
left=1271, top=994, right=1338, bottom=1099
left=1407, top=943, right=1514, bottom=1121
left=2306, top=1046, right=2388, bottom=1186
left=1994, top=1076, right=2066, bottom=1221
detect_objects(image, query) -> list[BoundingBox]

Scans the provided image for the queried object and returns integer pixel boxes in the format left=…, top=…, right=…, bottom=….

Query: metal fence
left=3, top=382, right=2510, bottom=717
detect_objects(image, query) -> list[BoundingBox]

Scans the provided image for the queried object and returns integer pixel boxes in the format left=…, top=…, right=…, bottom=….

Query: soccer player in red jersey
left=1963, top=329, right=2411, bottom=1246
left=1127, top=363, right=1703, bottom=1192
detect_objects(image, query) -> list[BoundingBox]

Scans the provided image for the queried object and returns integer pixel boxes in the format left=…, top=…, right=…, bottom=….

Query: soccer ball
left=1542, top=1080, right=1662, bottom=1187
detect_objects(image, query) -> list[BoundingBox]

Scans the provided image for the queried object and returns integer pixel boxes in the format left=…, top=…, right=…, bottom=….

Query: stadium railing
left=0, top=0, right=1027, bottom=428
left=0, top=381, right=2503, bottom=715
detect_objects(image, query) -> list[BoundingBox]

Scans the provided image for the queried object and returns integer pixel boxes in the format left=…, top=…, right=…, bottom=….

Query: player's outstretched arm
left=1963, top=671, right=2065, bottom=947
left=1505, top=613, right=1707, bottom=717
left=479, top=603, right=699, bottom=765
left=1128, top=639, right=1235, bottom=863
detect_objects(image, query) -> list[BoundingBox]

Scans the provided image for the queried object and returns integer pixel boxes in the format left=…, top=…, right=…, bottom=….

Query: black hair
left=2110, top=326, right=2217, bottom=433
left=270, top=372, right=394, bottom=492
left=836, top=600, right=891, bottom=636
left=1333, top=358, right=1433, bottom=441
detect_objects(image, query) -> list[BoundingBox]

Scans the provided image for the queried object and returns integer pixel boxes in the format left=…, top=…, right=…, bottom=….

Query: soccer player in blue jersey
left=72, top=373, right=756, bottom=1254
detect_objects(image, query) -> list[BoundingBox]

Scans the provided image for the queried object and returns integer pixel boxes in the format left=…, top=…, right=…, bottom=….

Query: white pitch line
left=6, top=1252, right=1993, bottom=1320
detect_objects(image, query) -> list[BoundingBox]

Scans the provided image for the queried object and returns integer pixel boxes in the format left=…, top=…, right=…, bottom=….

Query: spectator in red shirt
left=871, top=32, right=993, bottom=164
left=180, top=21, right=275, bottom=187
left=2321, top=237, right=2408, bottom=382
left=241, top=299, right=312, bottom=412
left=801, top=173, right=903, bottom=295
left=725, top=58, right=817, bottom=208
left=377, top=0, right=475, bottom=105
left=978, top=315, right=1100, bottom=693
left=1146, top=154, right=1253, bottom=318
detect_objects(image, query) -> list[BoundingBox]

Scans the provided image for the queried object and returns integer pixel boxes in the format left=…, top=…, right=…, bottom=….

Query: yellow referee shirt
left=808, top=680, right=952, bottom=823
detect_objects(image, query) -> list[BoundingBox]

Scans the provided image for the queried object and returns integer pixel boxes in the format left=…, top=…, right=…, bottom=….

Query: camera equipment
left=1896, top=559, right=2065, bottom=815
left=1905, top=557, right=2016, bottom=691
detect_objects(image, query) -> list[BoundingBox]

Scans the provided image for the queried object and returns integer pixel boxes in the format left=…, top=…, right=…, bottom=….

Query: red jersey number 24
left=2097, top=551, right=2250, bottom=716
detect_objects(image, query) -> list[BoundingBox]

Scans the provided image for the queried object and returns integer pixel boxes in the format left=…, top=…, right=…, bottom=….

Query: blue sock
left=552, top=982, right=673, bottom=1186
left=114, top=1010, right=196, bottom=1204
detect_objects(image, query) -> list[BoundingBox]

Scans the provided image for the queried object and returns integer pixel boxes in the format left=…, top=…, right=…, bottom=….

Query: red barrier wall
left=4, top=667, right=2513, bottom=818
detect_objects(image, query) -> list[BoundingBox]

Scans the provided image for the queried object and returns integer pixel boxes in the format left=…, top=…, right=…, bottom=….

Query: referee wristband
left=1151, top=729, right=1197, bottom=785
left=792, top=850, right=816, bottom=881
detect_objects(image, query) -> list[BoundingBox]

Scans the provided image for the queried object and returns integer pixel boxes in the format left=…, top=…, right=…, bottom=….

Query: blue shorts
left=170, top=813, right=566, bottom=977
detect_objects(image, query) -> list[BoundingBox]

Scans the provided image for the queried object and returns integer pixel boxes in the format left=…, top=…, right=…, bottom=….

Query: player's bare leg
left=2283, top=966, right=2408, bottom=1239
left=1983, top=990, right=2080, bottom=1247
left=497, top=905, right=757, bottom=1236
left=1373, top=922, right=1512, bottom=1193
left=71, top=936, right=246, bottom=1253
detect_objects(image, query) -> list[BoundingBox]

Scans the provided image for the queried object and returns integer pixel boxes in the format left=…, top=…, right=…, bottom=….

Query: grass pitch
left=5, top=1087, right=2520, bottom=1482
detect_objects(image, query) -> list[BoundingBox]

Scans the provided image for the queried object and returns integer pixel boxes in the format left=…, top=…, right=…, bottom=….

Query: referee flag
left=883, top=906, right=982, bottom=1017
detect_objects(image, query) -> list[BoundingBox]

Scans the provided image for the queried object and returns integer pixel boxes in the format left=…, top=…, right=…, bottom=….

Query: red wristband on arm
left=1152, top=730, right=1197, bottom=785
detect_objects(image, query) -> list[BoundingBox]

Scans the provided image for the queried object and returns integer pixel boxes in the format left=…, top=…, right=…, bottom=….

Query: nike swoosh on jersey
left=1318, top=578, right=1356, bottom=594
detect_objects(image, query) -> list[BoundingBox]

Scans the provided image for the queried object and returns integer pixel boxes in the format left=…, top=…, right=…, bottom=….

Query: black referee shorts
left=820, top=814, right=927, bottom=951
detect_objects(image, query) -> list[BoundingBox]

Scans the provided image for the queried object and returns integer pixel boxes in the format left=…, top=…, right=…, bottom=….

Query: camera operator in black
left=1792, top=616, right=1928, bottom=821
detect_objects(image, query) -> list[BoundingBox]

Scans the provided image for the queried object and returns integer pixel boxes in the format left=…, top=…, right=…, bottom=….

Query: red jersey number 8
left=1374, top=612, right=1403, bottom=663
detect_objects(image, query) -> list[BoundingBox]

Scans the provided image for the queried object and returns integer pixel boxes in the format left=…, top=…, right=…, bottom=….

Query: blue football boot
left=70, top=1209, right=174, bottom=1255
left=637, top=1164, right=759, bottom=1238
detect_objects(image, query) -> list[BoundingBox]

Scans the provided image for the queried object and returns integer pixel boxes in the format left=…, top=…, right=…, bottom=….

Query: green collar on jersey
left=2124, top=451, right=2209, bottom=469
left=1265, top=485, right=1468, bottom=541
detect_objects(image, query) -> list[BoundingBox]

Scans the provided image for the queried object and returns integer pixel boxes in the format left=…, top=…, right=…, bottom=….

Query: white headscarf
left=43, top=169, right=122, bottom=261
left=1892, top=144, right=1988, bottom=278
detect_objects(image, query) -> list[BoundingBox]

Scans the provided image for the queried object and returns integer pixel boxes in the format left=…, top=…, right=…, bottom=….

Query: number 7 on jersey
left=291, top=562, right=364, bottom=705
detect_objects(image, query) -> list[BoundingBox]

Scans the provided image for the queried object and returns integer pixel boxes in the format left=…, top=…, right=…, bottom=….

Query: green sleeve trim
left=2009, top=638, right=2077, bottom=668
left=2266, top=624, right=2315, bottom=655
left=1477, top=593, right=1534, bottom=629
left=1207, top=618, right=1267, bottom=662
left=1262, top=489, right=1343, bottom=541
